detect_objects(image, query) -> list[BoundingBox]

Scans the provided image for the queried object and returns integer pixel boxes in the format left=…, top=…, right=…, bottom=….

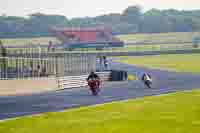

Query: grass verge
left=118, top=53, right=200, bottom=73
left=1, top=89, right=200, bottom=133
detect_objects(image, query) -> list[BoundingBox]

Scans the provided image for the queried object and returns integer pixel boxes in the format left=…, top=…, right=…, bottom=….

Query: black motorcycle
left=144, top=80, right=152, bottom=88
left=142, top=74, right=152, bottom=88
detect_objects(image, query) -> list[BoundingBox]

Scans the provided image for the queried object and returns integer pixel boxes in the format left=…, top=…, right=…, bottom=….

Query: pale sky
left=1, top=0, right=200, bottom=18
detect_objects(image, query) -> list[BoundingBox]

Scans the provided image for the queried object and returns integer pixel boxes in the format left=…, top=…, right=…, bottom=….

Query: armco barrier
left=57, top=72, right=111, bottom=89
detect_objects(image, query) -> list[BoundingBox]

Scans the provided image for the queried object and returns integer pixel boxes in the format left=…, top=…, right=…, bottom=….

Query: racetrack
left=1, top=62, right=200, bottom=120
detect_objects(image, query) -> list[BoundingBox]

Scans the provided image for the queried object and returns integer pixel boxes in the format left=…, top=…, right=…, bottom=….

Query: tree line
left=1, top=6, right=200, bottom=38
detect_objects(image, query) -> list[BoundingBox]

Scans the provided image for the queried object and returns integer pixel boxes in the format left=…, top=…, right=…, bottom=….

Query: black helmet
left=91, top=71, right=94, bottom=74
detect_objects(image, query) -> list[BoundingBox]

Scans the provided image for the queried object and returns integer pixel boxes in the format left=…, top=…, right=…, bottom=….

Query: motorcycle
left=141, top=74, right=153, bottom=88
left=87, top=78, right=100, bottom=96
left=144, top=79, right=152, bottom=88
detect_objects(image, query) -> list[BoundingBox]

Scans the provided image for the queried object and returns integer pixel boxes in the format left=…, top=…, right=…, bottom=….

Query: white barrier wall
left=0, top=78, right=58, bottom=96
left=58, top=72, right=111, bottom=89
left=0, top=72, right=111, bottom=96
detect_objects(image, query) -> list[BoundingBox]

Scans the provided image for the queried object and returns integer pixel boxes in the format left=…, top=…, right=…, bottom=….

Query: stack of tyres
left=119, top=71, right=123, bottom=80
left=110, top=70, right=119, bottom=81
left=122, top=71, right=128, bottom=80
left=111, top=70, right=128, bottom=81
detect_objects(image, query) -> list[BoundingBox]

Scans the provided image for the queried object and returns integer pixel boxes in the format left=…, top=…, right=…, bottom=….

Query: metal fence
left=0, top=53, right=107, bottom=79
left=0, top=57, right=54, bottom=79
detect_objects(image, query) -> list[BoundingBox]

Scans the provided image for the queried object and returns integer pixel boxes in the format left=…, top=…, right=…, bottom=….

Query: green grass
left=128, top=74, right=137, bottom=80
left=1, top=32, right=200, bottom=53
left=119, top=53, right=200, bottom=73
left=1, top=90, right=200, bottom=132
left=1, top=31, right=199, bottom=46
left=1, top=32, right=199, bottom=53
left=3, top=43, right=197, bottom=55
left=63, top=43, right=195, bottom=53
left=117, top=32, right=200, bottom=43
left=1, top=37, right=60, bottom=46
left=122, top=43, right=195, bottom=52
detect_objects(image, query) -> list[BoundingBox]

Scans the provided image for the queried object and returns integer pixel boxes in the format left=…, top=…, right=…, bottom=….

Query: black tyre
left=145, top=81, right=152, bottom=88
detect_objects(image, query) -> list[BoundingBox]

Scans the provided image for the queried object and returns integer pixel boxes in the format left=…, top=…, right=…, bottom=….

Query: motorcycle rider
left=141, top=72, right=152, bottom=88
left=87, top=71, right=101, bottom=88
left=142, top=72, right=151, bottom=81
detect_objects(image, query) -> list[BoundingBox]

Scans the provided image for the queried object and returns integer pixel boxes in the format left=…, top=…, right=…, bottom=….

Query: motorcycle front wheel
left=145, top=81, right=152, bottom=88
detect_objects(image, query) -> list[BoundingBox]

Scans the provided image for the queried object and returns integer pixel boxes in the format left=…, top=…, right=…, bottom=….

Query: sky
left=1, top=0, right=200, bottom=18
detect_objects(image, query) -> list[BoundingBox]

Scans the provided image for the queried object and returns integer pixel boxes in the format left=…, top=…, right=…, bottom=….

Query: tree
left=140, top=9, right=162, bottom=33
left=1, top=7, right=200, bottom=37
left=122, top=5, right=142, bottom=24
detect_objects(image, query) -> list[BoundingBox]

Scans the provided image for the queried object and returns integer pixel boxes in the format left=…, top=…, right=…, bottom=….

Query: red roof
left=51, top=26, right=111, bottom=32
left=50, top=26, right=124, bottom=48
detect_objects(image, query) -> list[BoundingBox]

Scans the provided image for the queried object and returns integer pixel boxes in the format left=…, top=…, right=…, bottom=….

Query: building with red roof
left=51, top=27, right=124, bottom=48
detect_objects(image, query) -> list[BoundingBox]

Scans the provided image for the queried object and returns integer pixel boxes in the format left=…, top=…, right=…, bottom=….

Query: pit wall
left=57, top=72, right=111, bottom=89
left=0, top=78, right=58, bottom=96
left=0, top=72, right=111, bottom=96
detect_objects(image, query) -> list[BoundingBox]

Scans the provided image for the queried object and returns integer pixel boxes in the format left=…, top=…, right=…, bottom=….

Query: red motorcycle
left=87, top=78, right=100, bottom=96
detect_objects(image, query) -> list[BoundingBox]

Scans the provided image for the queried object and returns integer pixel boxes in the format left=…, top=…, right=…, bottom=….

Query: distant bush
left=128, top=74, right=137, bottom=81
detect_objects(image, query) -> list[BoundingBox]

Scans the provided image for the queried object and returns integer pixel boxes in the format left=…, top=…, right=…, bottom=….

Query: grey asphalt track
left=1, top=61, right=200, bottom=120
